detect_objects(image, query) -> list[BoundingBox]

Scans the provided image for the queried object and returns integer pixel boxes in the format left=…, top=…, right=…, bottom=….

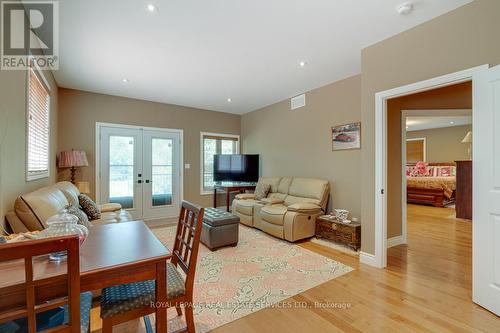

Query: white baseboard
left=387, top=235, right=405, bottom=248
left=359, top=251, right=378, bottom=267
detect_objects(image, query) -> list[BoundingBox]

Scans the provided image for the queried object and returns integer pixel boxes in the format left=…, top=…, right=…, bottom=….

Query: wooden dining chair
left=0, top=235, right=92, bottom=333
left=100, top=200, right=205, bottom=333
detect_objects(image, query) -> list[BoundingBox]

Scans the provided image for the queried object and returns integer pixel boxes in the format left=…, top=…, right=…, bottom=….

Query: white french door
left=98, top=124, right=182, bottom=220
left=142, top=130, right=181, bottom=219
left=473, top=65, right=500, bottom=316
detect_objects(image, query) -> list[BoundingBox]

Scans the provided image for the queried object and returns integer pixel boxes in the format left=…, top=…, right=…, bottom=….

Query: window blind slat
left=27, top=66, right=50, bottom=180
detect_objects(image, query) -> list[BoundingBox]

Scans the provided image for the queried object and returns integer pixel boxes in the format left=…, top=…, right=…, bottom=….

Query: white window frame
left=200, top=132, right=240, bottom=195
left=405, top=137, right=427, bottom=163
left=26, top=62, right=51, bottom=182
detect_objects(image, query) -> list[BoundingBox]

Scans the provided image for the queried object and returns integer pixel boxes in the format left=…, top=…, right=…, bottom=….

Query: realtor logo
left=1, top=0, right=59, bottom=70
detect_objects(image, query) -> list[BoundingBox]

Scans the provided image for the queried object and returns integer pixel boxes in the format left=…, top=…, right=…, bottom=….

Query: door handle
left=145, top=180, right=151, bottom=184
left=137, top=180, right=142, bottom=184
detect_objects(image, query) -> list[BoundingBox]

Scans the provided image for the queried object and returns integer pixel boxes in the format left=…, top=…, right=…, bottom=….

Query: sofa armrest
left=6, top=211, right=29, bottom=233
left=287, top=203, right=322, bottom=214
left=235, top=193, right=256, bottom=200
left=260, top=197, right=284, bottom=205
left=98, top=203, right=122, bottom=213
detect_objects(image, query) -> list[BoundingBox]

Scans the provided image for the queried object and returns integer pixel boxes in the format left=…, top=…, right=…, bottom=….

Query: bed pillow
left=415, top=162, right=430, bottom=176
left=439, top=166, right=453, bottom=177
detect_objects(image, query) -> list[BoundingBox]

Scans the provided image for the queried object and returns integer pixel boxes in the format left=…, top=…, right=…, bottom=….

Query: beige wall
left=57, top=88, right=240, bottom=208
left=361, top=0, right=500, bottom=253
left=0, top=68, right=59, bottom=233
left=407, top=125, right=472, bottom=163
left=241, top=75, right=362, bottom=218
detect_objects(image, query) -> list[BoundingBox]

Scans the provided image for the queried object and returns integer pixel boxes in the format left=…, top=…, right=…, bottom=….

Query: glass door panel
left=109, top=136, right=135, bottom=209
left=151, top=138, right=173, bottom=207
left=143, top=130, right=181, bottom=219
left=99, top=126, right=143, bottom=219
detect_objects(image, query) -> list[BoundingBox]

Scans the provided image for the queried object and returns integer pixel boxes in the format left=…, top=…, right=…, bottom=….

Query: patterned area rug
left=151, top=224, right=353, bottom=332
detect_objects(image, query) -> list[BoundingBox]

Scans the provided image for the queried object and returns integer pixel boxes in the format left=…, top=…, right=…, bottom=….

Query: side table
left=315, top=215, right=361, bottom=251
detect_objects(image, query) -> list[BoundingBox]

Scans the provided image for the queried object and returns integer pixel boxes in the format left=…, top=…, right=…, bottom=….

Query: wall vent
left=291, top=94, right=306, bottom=110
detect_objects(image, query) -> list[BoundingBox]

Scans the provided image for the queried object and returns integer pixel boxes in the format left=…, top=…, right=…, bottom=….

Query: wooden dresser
left=455, top=160, right=472, bottom=220
left=316, top=216, right=361, bottom=251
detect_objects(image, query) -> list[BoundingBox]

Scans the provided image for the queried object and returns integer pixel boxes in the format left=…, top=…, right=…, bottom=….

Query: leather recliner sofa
left=6, top=181, right=132, bottom=233
left=232, top=177, right=330, bottom=242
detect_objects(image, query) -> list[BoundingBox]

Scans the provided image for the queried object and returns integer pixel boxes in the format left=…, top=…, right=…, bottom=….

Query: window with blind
left=26, top=66, right=50, bottom=181
left=201, top=133, right=239, bottom=193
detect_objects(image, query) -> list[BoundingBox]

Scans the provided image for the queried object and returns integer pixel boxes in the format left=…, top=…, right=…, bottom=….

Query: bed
left=406, top=163, right=456, bottom=207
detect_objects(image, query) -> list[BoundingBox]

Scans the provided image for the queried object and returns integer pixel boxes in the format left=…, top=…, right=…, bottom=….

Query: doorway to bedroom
left=386, top=80, right=473, bottom=291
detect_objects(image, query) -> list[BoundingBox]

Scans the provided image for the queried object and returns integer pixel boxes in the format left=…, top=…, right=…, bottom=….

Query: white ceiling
left=54, top=0, right=472, bottom=114
left=406, top=115, right=472, bottom=131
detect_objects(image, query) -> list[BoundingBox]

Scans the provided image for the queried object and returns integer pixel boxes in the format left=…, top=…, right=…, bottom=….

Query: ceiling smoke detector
left=396, top=2, right=414, bottom=15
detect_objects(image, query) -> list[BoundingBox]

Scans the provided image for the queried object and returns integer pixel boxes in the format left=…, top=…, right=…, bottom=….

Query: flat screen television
left=213, top=154, right=259, bottom=183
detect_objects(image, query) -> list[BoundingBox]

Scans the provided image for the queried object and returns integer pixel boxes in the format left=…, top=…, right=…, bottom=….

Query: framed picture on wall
left=332, top=122, right=361, bottom=151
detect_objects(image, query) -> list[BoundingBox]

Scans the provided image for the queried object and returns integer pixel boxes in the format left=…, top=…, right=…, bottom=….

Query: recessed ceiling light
left=450, top=121, right=455, bottom=125
left=396, top=2, right=413, bottom=15
left=299, top=61, right=307, bottom=67
left=122, top=78, right=129, bottom=83
left=406, top=126, right=409, bottom=129
left=147, top=4, right=157, bottom=12
left=227, top=98, right=232, bottom=103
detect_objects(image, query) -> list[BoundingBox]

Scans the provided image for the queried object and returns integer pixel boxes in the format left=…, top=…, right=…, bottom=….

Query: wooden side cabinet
left=455, top=160, right=472, bottom=220
left=316, top=216, right=361, bottom=251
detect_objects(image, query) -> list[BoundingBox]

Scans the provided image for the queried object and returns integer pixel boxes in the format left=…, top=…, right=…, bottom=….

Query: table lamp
left=461, top=131, right=472, bottom=160
left=58, top=150, right=89, bottom=184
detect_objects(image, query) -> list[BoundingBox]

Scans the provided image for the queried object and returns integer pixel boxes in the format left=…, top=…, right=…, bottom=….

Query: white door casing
left=473, top=65, right=500, bottom=316
left=367, top=65, right=488, bottom=269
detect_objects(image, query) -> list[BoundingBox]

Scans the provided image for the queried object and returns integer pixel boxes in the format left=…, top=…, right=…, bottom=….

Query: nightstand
left=315, top=215, right=361, bottom=251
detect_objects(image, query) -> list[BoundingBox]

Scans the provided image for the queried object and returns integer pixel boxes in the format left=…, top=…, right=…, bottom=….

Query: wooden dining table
left=0, top=221, right=172, bottom=333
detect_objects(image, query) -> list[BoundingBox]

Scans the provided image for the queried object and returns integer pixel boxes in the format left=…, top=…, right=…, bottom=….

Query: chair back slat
left=25, top=257, right=36, bottom=333
left=0, top=236, right=81, bottom=333
left=171, top=201, right=204, bottom=290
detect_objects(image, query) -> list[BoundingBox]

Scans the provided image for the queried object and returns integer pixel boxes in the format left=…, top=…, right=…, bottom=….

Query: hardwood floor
left=90, top=204, right=500, bottom=332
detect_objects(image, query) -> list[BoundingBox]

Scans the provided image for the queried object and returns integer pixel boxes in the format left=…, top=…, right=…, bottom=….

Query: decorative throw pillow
left=67, top=205, right=92, bottom=228
left=78, top=194, right=101, bottom=220
left=254, top=182, right=271, bottom=200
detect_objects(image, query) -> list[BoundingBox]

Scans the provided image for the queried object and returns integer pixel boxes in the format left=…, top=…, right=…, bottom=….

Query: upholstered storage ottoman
left=201, top=208, right=239, bottom=251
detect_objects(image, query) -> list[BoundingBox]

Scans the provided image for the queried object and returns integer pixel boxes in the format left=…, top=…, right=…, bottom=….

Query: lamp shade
left=58, top=150, right=89, bottom=168
left=461, top=131, right=472, bottom=143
